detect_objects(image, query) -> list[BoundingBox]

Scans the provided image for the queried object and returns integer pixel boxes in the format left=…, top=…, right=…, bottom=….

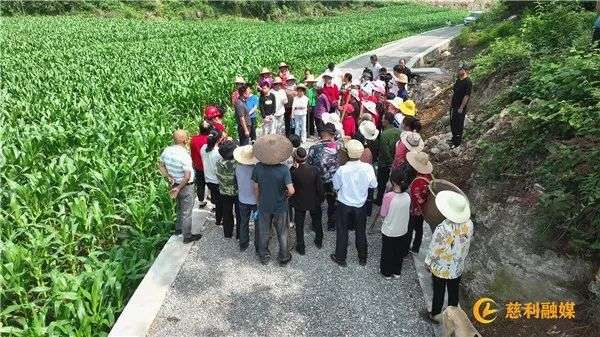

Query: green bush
left=472, top=35, right=531, bottom=80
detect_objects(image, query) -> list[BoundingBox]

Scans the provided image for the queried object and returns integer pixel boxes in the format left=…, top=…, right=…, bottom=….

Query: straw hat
left=253, top=134, right=293, bottom=165
left=296, top=83, right=307, bottom=91
left=260, top=67, right=272, bottom=75
left=435, top=191, right=471, bottom=223
left=358, top=120, right=379, bottom=140
left=273, top=76, right=283, bottom=84
left=406, top=151, right=433, bottom=174
left=279, top=62, right=288, bottom=68
left=387, top=96, right=404, bottom=110
left=346, top=139, right=364, bottom=159
left=362, top=100, right=377, bottom=115
left=399, top=99, right=417, bottom=116
left=287, top=74, right=296, bottom=81
left=397, top=73, right=409, bottom=84
left=218, top=140, right=237, bottom=160
left=401, top=131, right=424, bottom=152
left=234, top=76, right=246, bottom=84
left=233, top=145, right=259, bottom=165
left=305, top=74, right=317, bottom=83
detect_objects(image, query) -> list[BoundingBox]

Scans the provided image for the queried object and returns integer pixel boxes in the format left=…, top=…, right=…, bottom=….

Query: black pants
left=324, top=182, right=337, bottom=229
left=238, top=126, right=250, bottom=146
left=194, top=169, right=206, bottom=203
left=250, top=117, right=257, bottom=141
left=334, top=202, right=367, bottom=262
left=409, top=214, right=424, bottom=253
left=375, top=165, right=390, bottom=206
left=307, top=106, right=315, bottom=136
left=363, top=188, right=374, bottom=217
left=295, top=208, right=323, bottom=250
left=450, top=107, right=466, bottom=146
left=284, top=108, right=292, bottom=136
left=221, top=194, right=237, bottom=238
left=206, top=183, right=222, bottom=227
left=593, top=27, right=600, bottom=43
left=431, top=275, right=461, bottom=316
left=238, top=202, right=256, bottom=248
left=315, top=117, right=325, bottom=135
left=380, top=233, right=410, bottom=277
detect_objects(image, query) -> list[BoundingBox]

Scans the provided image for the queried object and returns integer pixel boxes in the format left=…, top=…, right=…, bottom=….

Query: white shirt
left=292, top=95, right=308, bottom=116
left=200, top=144, right=222, bottom=184
left=380, top=191, right=411, bottom=237
left=332, top=160, right=378, bottom=208
left=160, top=145, right=194, bottom=184
left=274, top=89, right=287, bottom=116
left=369, top=62, right=382, bottom=77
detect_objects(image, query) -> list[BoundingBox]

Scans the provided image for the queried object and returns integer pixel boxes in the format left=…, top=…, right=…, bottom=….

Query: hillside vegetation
left=0, top=5, right=466, bottom=336
left=459, top=1, right=599, bottom=257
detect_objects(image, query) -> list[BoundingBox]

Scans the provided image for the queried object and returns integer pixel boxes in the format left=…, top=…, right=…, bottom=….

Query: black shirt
left=235, top=99, right=251, bottom=128
left=451, top=77, right=473, bottom=108
left=290, top=163, right=323, bottom=211
left=259, top=92, right=276, bottom=118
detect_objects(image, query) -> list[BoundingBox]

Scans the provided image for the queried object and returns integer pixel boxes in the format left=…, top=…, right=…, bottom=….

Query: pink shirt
left=391, top=141, right=409, bottom=170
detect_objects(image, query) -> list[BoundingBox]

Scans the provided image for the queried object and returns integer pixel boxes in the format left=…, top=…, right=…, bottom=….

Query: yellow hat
left=399, top=100, right=417, bottom=116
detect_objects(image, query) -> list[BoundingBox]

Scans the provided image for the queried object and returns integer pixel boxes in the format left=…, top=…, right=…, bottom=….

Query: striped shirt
left=160, top=145, right=194, bottom=184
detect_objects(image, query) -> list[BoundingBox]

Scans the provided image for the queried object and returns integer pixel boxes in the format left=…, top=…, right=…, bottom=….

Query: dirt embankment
left=413, top=42, right=598, bottom=337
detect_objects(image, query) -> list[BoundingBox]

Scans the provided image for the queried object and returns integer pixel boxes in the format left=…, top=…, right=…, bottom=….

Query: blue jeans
left=293, top=114, right=307, bottom=142
left=238, top=202, right=257, bottom=248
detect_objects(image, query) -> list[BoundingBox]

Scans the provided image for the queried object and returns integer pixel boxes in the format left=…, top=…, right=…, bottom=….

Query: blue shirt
left=252, top=163, right=292, bottom=214
left=235, top=164, right=257, bottom=205
left=246, top=95, right=259, bottom=118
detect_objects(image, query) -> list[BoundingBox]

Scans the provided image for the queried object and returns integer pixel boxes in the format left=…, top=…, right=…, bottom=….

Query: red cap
left=203, top=106, right=221, bottom=120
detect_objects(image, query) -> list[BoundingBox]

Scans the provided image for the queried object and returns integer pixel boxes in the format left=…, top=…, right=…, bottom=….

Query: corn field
left=0, top=4, right=465, bottom=336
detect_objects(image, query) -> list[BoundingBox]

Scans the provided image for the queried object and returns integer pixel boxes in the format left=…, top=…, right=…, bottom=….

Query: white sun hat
left=435, top=191, right=471, bottom=223
left=358, top=120, right=379, bottom=141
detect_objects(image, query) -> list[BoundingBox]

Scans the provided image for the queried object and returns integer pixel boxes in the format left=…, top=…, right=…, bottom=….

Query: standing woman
left=216, top=140, right=238, bottom=239
left=292, top=84, right=309, bottom=143
left=201, top=129, right=224, bottom=226
left=190, top=121, right=211, bottom=207
left=405, top=151, right=434, bottom=254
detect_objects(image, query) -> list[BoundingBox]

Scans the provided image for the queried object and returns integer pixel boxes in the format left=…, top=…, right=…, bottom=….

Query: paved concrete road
left=148, top=214, right=432, bottom=337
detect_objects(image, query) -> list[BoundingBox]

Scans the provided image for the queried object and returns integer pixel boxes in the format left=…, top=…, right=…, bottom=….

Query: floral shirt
left=216, top=159, right=237, bottom=196
left=307, top=140, right=341, bottom=183
left=425, top=219, right=474, bottom=279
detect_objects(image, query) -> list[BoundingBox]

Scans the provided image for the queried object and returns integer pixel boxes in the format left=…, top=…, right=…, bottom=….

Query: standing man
left=235, top=84, right=253, bottom=146
left=285, top=75, right=297, bottom=136
left=158, top=130, right=201, bottom=244
left=258, top=82, right=277, bottom=135
left=375, top=112, right=402, bottom=206
left=305, top=74, right=318, bottom=137
left=396, top=59, right=413, bottom=80
left=449, top=65, right=473, bottom=148
left=369, top=55, right=382, bottom=77
left=423, top=191, right=474, bottom=323
left=330, top=140, right=378, bottom=267
left=307, top=123, right=341, bottom=231
left=231, top=76, right=246, bottom=106
left=273, top=77, right=288, bottom=135
left=252, top=134, right=295, bottom=266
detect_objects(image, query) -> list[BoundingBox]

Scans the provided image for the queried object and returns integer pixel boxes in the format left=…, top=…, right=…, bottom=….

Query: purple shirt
left=314, top=93, right=331, bottom=119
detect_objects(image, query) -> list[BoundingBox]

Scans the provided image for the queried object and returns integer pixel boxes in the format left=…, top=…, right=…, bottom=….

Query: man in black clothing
left=258, top=83, right=277, bottom=135
left=396, top=59, right=413, bottom=80
left=235, top=84, right=252, bottom=146
left=290, top=147, right=324, bottom=255
left=449, top=66, right=473, bottom=147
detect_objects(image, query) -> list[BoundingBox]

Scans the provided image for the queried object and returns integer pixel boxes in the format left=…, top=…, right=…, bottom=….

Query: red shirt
left=409, top=173, right=433, bottom=215
left=213, top=122, right=225, bottom=133
left=190, top=134, right=209, bottom=170
left=392, top=141, right=409, bottom=170
left=322, top=84, right=340, bottom=106
left=342, top=115, right=356, bottom=138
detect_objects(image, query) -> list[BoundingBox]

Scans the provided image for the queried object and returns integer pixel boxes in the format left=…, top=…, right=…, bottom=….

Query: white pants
left=293, top=114, right=307, bottom=143
left=273, top=115, right=285, bottom=135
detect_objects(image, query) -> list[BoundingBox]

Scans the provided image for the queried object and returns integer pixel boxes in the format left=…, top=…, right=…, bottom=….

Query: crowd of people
left=158, top=56, right=474, bottom=323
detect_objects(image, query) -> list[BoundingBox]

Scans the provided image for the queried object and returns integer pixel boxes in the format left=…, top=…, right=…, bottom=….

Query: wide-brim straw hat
left=397, top=73, right=409, bottom=84
left=435, top=190, right=471, bottom=223
left=345, top=139, right=364, bottom=159
left=233, top=145, right=259, bottom=165
left=279, top=62, right=288, bottom=68
left=399, top=99, right=417, bottom=116
left=234, top=76, right=246, bottom=84
left=406, top=151, right=433, bottom=174
left=253, top=134, right=293, bottom=165
left=359, top=120, right=379, bottom=140
left=296, top=83, right=307, bottom=91
left=387, top=96, right=404, bottom=110
left=305, top=74, right=317, bottom=83
left=401, top=131, right=424, bottom=152
left=273, top=76, right=283, bottom=84
left=260, top=67, right=272, bottom=75
left=287, top=74, right=296, bottom=81
left=362, top=100, right=377, bottom=115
